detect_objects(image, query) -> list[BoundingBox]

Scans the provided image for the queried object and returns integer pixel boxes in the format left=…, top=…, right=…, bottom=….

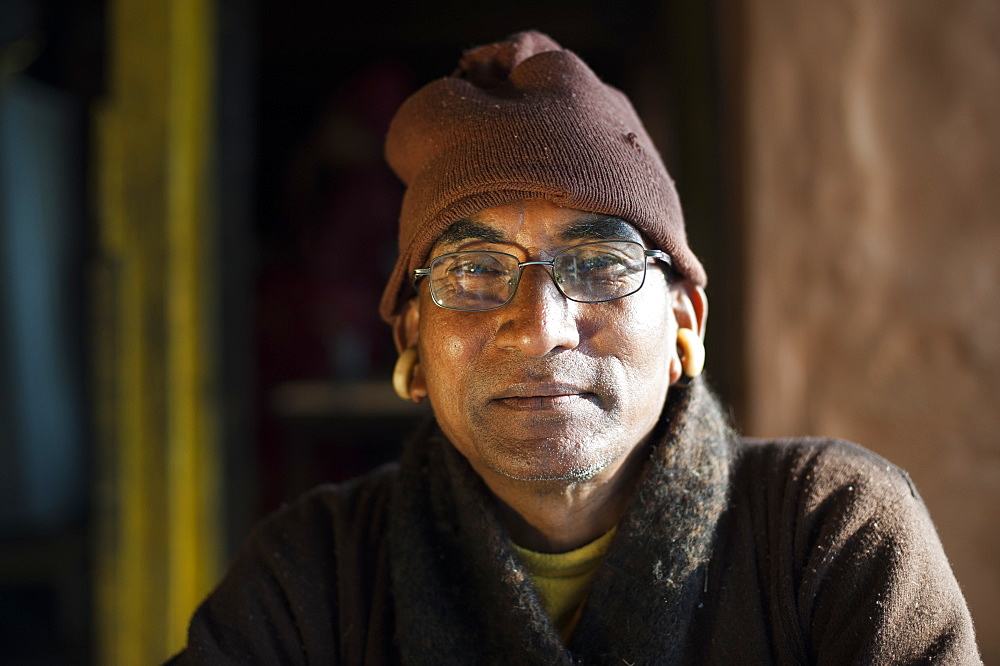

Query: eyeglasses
left=413, top=240, right=672, bottom=311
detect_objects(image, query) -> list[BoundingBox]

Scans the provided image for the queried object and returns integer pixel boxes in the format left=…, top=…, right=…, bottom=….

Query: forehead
left=431, top=200, right=644, bottom=252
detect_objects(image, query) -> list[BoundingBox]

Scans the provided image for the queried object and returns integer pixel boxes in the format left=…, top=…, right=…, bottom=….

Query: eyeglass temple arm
left=645, top=249, right=672, bottom=267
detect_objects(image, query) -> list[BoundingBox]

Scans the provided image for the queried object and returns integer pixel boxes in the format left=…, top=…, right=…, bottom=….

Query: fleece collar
left=388, top=379, right=735, bottom=664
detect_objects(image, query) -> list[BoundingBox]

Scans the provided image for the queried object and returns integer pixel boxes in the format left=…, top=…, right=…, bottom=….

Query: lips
left=491, top=382, right=598, bottom=410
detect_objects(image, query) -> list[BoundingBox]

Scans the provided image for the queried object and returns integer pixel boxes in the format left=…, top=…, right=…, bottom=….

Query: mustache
left=475, top=356, right=610, bottom=400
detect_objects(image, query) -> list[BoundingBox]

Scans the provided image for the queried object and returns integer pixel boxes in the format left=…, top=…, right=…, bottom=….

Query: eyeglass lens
left=426, top=241, right=649, bottom=311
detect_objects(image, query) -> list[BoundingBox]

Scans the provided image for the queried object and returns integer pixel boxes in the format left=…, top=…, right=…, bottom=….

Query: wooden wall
left=736, top=2, right=1000, bottom=659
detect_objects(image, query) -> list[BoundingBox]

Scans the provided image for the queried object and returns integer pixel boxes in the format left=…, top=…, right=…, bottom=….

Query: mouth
left=491, top=383, right=598, bottom=411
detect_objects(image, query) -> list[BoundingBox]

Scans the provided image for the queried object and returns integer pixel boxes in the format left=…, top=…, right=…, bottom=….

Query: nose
left=493, top=265, right=580, bottom=356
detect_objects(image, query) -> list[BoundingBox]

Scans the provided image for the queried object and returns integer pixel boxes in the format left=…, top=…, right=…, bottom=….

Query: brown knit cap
left=379, top=30, right=706, bottom=322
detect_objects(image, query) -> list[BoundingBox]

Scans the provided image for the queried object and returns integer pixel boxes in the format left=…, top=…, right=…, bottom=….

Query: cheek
left=423, top=336, right=464, bottom=367
left=418, top=308, right=492, bottom=394
left=596, top=295, right=676, bottom=392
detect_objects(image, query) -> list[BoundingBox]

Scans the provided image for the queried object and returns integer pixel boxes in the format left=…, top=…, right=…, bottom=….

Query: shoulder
left=731, top=437, right=921, bottom=518
left=236, top=460, right=400, bottom=606
left=726, top=436, right=936, bottom=570
left=250, top=461, right=399, bottom=556
left=172, top=463, right=400, bottom=664
left=727, top=436, right=935, bottom=567
left=733, top=436, right=912, bottom=481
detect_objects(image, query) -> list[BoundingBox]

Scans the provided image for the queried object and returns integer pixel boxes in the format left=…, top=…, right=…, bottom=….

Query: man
left=171, top=31, right=980, bottom=664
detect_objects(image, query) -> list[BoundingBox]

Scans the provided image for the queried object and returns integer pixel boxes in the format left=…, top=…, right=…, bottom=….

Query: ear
left=668, top=282, right=709, bottom=385
left=392, top=297, right=421, bottom=353
left=672, top=282, right=708, bottom=340
left=391, top=297, right=428, bottom=402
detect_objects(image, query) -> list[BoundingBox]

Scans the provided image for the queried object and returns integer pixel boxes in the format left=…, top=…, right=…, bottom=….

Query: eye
left=447, top=256, right=506, bottom=278
left=571, top=249, right=629, bottom=278
left=433, top=252, right=515, bottom=286
left=430, top=252, right=516, bottom=309
left=578, top=252, right=623, bottom=271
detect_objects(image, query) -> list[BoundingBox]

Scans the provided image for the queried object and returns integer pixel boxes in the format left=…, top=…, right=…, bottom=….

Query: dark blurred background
left=0, top=0, right=997, bottom=663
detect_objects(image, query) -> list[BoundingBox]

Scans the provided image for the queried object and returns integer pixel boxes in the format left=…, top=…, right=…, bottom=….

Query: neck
left=475, top=438, right=651, bottom=553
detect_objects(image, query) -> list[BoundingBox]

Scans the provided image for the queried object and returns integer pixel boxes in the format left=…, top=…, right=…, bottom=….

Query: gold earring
left=676, top=328, right=705, bottom=379
left=392, top=347, right=420, bottom=402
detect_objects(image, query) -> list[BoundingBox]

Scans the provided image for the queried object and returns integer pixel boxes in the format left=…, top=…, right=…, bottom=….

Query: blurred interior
left=0, top=0, right=997, bottom=663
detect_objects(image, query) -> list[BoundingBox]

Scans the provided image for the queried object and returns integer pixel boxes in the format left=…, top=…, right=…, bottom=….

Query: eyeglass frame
left=412, top=240, right=674, bottom=312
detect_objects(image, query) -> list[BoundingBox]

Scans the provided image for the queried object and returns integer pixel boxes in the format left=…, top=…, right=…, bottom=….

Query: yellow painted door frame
left=93, top=0, right=221, bottom=662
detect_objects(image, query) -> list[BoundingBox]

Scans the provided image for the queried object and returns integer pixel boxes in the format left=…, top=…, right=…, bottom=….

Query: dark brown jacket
left=171, top=381, right=980, bottom=664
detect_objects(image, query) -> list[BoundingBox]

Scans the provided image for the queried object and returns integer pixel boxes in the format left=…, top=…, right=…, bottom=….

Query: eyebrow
left=436, top=220, right=506, bottom=245
left=437, top=215, right=642, bottom=247
left=558, top=216, right=642, bottom=243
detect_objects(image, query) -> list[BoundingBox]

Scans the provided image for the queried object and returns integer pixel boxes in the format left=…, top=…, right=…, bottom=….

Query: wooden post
left=93, top=0, right=220, bottom=661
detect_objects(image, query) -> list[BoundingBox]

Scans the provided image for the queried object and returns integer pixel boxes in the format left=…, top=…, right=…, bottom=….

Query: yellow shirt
left=512, top=527, right=617, bottom=643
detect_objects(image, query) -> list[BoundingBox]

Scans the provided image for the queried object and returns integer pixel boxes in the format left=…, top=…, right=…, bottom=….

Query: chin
left=481, top=444, right=621, bottom=483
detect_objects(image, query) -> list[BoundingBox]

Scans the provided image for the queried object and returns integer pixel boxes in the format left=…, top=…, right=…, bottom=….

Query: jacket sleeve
left=786, top=440, right=981, bottom=665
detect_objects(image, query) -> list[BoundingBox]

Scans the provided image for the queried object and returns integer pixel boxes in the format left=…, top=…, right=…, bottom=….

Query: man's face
left=400, top=199, right=683, bottom=485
